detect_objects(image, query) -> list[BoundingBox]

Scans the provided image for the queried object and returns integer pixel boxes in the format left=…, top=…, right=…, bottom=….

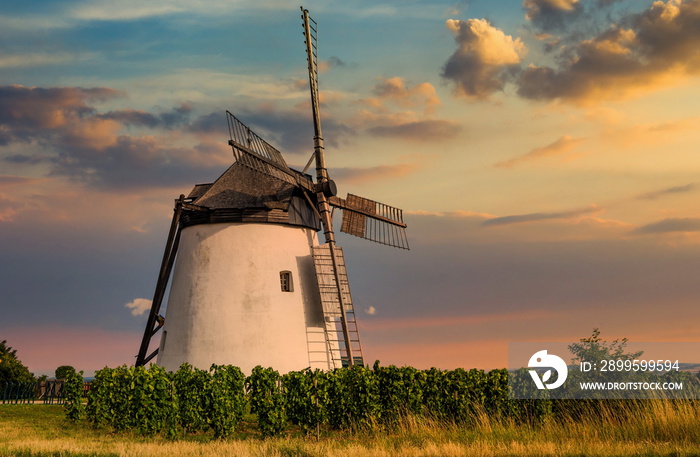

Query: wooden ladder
left=311, top=244, right=365, bottom=368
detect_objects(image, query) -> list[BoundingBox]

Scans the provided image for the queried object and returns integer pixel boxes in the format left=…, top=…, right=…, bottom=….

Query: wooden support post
left=135, top=195, right=184, bottom=366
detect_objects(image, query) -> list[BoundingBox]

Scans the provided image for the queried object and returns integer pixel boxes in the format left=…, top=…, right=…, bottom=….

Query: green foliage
left=0, top=340, right=34, bottom=384
left=134, top=364, right=178, bottom=437
left=326, top=365, right=380, bottom=430
left=85, top=366, right=111, bottom=428
left=209, top=364, right=246, bottom=439
left=172, top=363, right=211, bottom=433
left=85, top=365, right=178, bottom=437
left=63, top=369, right=85, bottom=422
left=443, top=368, right=487, bottom=424
left=422, top=367, right=448, bottom=420
left=283, top=368, right=328, bottom=435
left=569, top=328, right=644, bottom=365
left=80, top=362, right=557, bottom=439
left=508, top=368, right=553, bottom=423
left=247, top=366, right=286, bottom=438
left=55, top=365, right=76, bottom=380
left=373, top=362, right=425, bottom=425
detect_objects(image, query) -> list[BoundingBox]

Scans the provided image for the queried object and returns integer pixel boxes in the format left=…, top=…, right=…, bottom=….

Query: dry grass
left=2, top=402, right=700, bottom=456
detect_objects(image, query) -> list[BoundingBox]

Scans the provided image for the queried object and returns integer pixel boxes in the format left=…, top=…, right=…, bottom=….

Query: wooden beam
left=135, top=196, right=184, bottom=366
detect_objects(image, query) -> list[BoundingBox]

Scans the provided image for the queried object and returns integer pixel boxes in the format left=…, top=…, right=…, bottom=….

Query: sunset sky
left=3, top=0, right=700, bottom=376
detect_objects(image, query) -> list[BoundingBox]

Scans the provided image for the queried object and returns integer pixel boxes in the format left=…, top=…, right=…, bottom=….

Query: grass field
left=2, top=401, right=700, bottom=456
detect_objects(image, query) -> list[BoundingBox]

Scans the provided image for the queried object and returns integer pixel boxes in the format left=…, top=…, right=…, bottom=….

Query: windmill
left=135, top=7, right=408, bottom=373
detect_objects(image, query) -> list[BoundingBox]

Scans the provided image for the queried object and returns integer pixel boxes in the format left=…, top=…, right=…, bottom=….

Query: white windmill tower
left=135, top=8, right=408, bottom=373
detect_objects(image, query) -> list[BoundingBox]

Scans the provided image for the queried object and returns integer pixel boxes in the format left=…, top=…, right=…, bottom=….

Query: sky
left=2, top=0, right=700, bottom=377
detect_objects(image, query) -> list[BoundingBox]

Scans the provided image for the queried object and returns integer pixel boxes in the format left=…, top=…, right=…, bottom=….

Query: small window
left=280, top=271, right=293, bottom=292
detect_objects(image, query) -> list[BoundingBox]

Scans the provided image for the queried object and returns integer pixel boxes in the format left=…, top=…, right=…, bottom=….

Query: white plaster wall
left=157, top=222, right=328, bottom=374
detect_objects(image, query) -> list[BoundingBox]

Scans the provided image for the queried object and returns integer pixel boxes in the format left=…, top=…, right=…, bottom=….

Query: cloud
left=0, top=194, right=25, bottom=222
left=367, top=119, right=461, bottom=142
left=186, top=111, right=230, bottom=135
left=496, top=134, right=583, bottom=168
left=441, top=0, right=700, bottom=104
left=0, top=52, right=85, bottom=68
left=481, top=204, right=602, bottom=227
left=100, top=104, right=193, bottom=130
left=524, top=0, right=583, bottom=31
left=600, top=116, right=700, bottom=150
left=0, top=85, right=231, bottom=189
left=638, top=184, right=696, bottom=200
left=345, top=209, right=700, bottom=370
left=632, top=218, right=700, bottom=235
left=353, top=77, right=457, bottom=141
left=365, top=306, right=377, bottom=316
left=125, top=298, right=152, bottom=316
left=50, top=136, right=208, bottom=188
left=317, top=56, right=347, bottom=73
left=0, top=85, right=121, bottom=133
left=403, top=209, right=631, bottom=246
left=0, top=175, right=37, bottom=186
left=238, top=106, right=354, bottom=154
left=441, top=18, right=526, bottom=98
left=331, top=163, right=420, bottom=184
left=370, top=77, right=442, bottom=113
left=67, top=0, right=296, bottom=21
left=517, top=0, right=700, bottom=104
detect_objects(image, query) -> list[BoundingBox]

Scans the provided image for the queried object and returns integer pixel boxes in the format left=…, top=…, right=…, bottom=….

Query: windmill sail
left=227, top=110, right=288, bottom=168
left=226, top=111, right=315, bottom=190
left=330, top=194, right=409, bottom=250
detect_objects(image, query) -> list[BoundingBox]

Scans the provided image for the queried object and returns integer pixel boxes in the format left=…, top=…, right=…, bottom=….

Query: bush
left=81, top=363, right=560, bottom=438
left=0, top=340, right=34, bottom=385
left=209, top=364, right=246, bottom=439
left=283, top=368, right=328, bottom=436
left=63, top=369, right=85, bottom=421
left=247, top=366, right=286, bottom=438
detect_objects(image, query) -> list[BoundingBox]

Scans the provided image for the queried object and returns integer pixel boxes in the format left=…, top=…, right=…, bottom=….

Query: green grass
left=2, top=402, right=700, bottom=456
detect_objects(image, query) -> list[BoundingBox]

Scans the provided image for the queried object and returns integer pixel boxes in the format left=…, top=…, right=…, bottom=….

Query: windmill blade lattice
left=226, top=111, right=314, bottom=189
left=335, top=194, right=410, bottom=250
left=227, top=110, right=288, bottom=168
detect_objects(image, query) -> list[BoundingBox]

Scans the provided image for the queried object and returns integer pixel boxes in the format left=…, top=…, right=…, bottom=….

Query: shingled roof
left=180, top=162, right=320, bottom=231
left=192, top=162, right=296, bottom=210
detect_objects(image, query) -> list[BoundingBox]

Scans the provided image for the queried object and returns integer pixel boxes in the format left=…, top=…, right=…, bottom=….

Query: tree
left=568, top=328, right=643, bottom=365
left=0, top=340, right=34, bottom=384
left=55, top=365, right=76, bottom=380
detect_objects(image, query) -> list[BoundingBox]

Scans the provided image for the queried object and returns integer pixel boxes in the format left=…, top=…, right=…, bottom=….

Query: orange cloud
left=371, top=77, right=441, bottom=114
left=442, top=18, right=526, bottom=98
left=368, top=119, right=461, bottom=142
left=496, top=134, right=584, bottom=168
left=601, top=116, right=700, bottom=149
left=632, top=217, right=700, bottom=235
left=638, top=183, right=696, bottom=201
left=517, top=0, right=700, bottom=104
left=332, top=163, right=420, bottom=184
left=525, top=0, right=579, bottom=15
left=0, top=85, right=234, bottom=189
left=524, top=0, right=582, bottom=31
left=353, top=77, right=458, bottom=141
left=482, top=203, right=602, bottom=226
